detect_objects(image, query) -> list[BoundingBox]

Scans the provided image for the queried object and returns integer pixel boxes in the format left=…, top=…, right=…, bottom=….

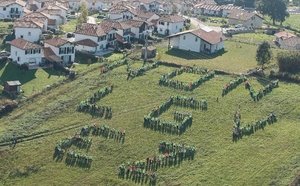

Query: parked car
left=0, top=51, right=10, bottom=61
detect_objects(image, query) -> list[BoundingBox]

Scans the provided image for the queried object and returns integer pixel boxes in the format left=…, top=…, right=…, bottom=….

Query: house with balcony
left=44, top=38, right=75, bottom=65
left=0, top=0, right=26, bottom=19
left=10, top=38, right=43, bottom=67
left=74, top=22, right=117, bottom=54
left=156, top=14, right=185, bottom=36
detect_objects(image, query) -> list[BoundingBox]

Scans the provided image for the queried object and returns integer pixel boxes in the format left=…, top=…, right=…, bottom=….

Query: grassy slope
left=0, top=62, right=65, bottom=96
left=61, top=19, right=77, bottom=33
left=283, top=14, right=300, bottom=31
left=156, top=40, right=278, bottom=73
left=0, top=58, right=300, bottom=186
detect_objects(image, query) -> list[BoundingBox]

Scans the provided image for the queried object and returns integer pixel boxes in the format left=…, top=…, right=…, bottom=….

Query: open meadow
left=0, top=51, right=300, bottom=185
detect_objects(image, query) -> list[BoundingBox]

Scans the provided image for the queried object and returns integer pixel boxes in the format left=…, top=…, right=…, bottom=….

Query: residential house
left=74, top=22, right=117, bottom=53
left=10, top=38, right=43, bottom=66
left=274, top=31, right=300, bottom=50
left=168, top=27, right=225, bottom=54
left=44, top=38, right=75, bottom=65
left=13, top=19, right=43, bottom=43
left=228, top=10, right=263, bottom=28
left=135, top=0, right=161, bottom=12
left=157, top=14, right=185, bottom=36
left=108, top=4, right=137, bottom=21
left=37, top=3, right=68, bottom=25
left=0, top=0, right=26, bottom=19
left=74, top=39, right=98, bottom=53
left=193, top=3, right=240, bottom=17
left=23, top=11, right=57, bottom=29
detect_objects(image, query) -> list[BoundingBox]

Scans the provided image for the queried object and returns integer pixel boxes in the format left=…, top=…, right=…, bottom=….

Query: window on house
left=15, top=51, right=17, bottom=56
left=183, top=35, right=186, bottom=40
left=195, top=37, right=198, bottom=42
left=17, top=57, right=20, bottom=61
left=28, top=32, right=31, bottom=36
left=3, top=7, right=6, bottom=11
left=25, top=50, right=27, bottom=55
left=20, top=35, right=23, bottom=38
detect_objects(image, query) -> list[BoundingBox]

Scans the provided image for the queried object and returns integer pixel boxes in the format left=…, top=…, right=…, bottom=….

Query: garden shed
left=4, top=81, right=21, bottom=94
left=141, top=46, right=156, bottom=59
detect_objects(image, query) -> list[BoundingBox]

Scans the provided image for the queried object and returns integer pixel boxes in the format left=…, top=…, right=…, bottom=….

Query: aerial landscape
left=0, top=0, right=300, bottom=185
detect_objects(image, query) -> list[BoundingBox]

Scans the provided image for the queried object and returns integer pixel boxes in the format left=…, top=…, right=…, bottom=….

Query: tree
left=256, top=41, right=272, bottom=70
left=77, top=1, right=88, bottom=26
left=258, top=0, right=289, bottom=25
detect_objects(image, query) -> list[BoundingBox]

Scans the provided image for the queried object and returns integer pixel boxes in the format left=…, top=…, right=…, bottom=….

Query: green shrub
left=277, top=51, right=300, bottom=73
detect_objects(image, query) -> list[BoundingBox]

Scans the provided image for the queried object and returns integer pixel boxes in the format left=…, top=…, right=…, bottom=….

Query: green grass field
left=0, top=62, right=65, bottom=97
left=155, top=40, right=278, bottom=73
left=61, top=19, right=77, bottom=33
left=283, top=14, right=300, bottom=31
left=0, top=52, right=300, bottom=185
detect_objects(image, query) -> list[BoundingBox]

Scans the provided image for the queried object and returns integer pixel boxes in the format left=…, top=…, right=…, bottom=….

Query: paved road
left=184, top=15, right=222, bottom=32
left=87, top=16, right=96, bottom=24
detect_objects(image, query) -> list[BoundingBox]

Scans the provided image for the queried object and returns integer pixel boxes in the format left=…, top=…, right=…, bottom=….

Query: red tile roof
left=75, top=39, right=98, bottom=47
left=168, top=28, right=225, bottom=45
left=10, top=38, right=42, bottom=50
left=44, top=38, right=71, bottom=47
left=43, top=47, right=62, bottom=62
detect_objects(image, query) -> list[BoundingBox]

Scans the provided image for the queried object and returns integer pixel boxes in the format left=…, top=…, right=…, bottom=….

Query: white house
left=157, top=15, right=185, bottom=36
left=168, top=27, right=225, bottom=54
left=44, top=38, right=75, bottom=65
left=274, top=31, right=300, bottom=50
left=22, top=12, right=54, bottom=29
left=136, top=0, right=161, bottom=12
left=0, top=0, right=26, bottom=19
left=74, top=23, right=117, bottom=53
left=10, top=38, right=43, bottom=66
left=228, top=10, right=263, bottom=28
left=74, top=39, right=98, bottom=53
left=37, top=3, right=68, bottom=25
left=13, top=19, right=44, bottom=42
left=108, top=4, right=137, bottom=21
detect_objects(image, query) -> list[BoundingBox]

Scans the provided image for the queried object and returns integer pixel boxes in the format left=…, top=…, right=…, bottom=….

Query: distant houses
left=157, top=14, right=185, bottom=36
left=274, top=31, right=300, bottom=50
left=0, top=0, right=27, bottom=19
left=228, top=10, right=263, bottom=28
left=168, top=27, right=225, bottom=54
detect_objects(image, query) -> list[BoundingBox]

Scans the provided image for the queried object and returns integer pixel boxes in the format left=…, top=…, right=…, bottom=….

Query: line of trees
left=258, top=0, right=289, bottom=25
left=277, top=51, right=300, bottom=73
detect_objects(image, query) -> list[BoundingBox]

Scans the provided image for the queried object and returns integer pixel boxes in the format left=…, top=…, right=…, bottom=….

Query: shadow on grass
left=43, top=68, right=63, bottom=78
left=0, top=62, right=37, bottom=85
left=165, top=48, right=227, bottom=60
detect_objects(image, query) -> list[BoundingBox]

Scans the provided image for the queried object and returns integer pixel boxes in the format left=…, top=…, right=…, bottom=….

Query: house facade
left=274, top=31, right=300, bottom=50
left=0, top=0, right=26, bottom=19
left=228, top=10, right=263, bottom=28
left=10, top=38, right=43, bottom=66
left=44, top=38, right=75, bottom=65
left=157, top=15, right=185, bottom=36
left=13, top=19, right=44, bottom=42
left=168, top=27, right=225, bottom=54
left=74, top=23, right=117, bottom=53
left=108, top=4, right=137, bottom=21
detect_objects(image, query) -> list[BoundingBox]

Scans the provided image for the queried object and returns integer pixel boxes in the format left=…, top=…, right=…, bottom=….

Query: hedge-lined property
left=127, top=62, right=160, bottom=80
left=117, top=142, right=196, bottom=185
left=77, top=86, right=113, bottom=118
left=245, top=80, right=279, bottom=102
left=222, top=76, right=247, bottom=96
left=159, top=67, right=214, bottom=91
left=100, top=59, right=128, bottom=74
left=232, top=111, right=277, bottom=141
left=144, top=96, right=207, bottom=135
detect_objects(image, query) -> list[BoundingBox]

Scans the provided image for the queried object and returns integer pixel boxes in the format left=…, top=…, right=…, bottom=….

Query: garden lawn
left=0, top=61, right=300, bottom=186
left=0, top=62, right=65, bottom=96
left=171, top=72, right=203, bottom=83
left=283, top=14, right=300, bottom=31
left=155, top=41, right=278, bottom=73
left=232, top=33, right=275, bottom=44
